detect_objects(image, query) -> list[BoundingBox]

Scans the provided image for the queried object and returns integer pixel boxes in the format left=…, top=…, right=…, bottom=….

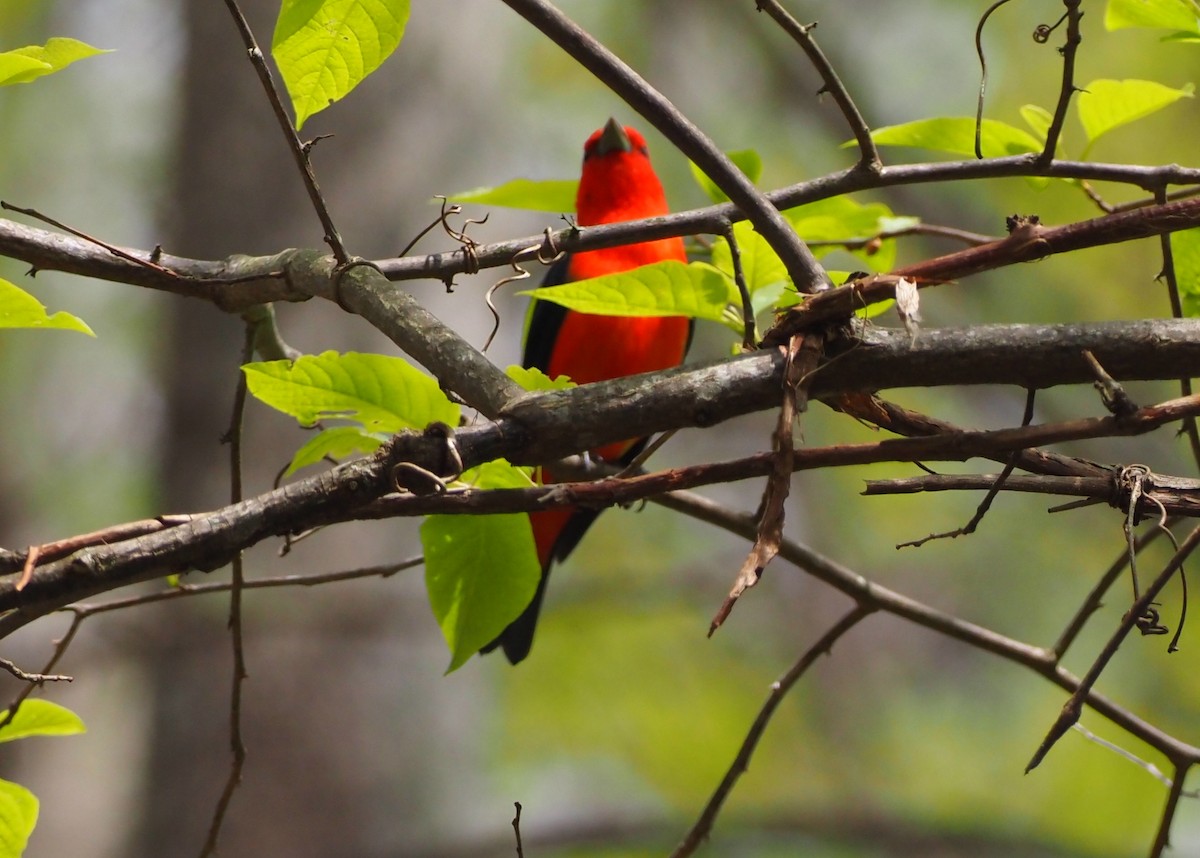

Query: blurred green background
left=2, top=1, right=1199, bottom=855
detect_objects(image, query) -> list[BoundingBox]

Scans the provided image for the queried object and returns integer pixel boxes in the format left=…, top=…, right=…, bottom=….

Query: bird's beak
left=595, top=117, right=633, bottom=155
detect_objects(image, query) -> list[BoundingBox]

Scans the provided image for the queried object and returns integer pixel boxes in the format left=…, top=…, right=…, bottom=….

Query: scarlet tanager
left=482, top=119, right=691, bottom=664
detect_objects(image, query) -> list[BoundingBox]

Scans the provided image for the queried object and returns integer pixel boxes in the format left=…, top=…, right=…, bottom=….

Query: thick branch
left=765, top=197, right=1200, bottom=339
left=4, top=320, right=1200, bottom=630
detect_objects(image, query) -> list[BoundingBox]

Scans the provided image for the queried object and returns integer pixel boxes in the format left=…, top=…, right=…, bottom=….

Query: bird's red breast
left=484, top=120, right=691, bottom=663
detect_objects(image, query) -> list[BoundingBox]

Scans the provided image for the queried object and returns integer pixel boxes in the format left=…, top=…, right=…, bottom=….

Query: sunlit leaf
left=787, top=197, right=906, bottom=271
left=0, top=779, right=37, bottom=858
left=519, top=259, right=734, bottom=322
left=1019, top=104, right=1054, bottom=144
left=688, top=149, right=764, bottom=204
left=1077, top=79, right=1194, bottom=147
left=0, top=700, right=86, bottom=743
left=422, top=460, right=540, bottom=672
left=869, top=117, right=1042, bottom=159
left=0, top=278, right=94, bottom=335
left=284, top=426, right=384, bottom=476
left=710, top=221, right=788, bottom=295
left=244, top=351, right=459, bottom=434
left=506, top=365, right=576, bottom=391
left=1105, top=0, right=1200, bottom=32
left=1172, top=227, right=1200, bottom=317
left=448, top=179, right=577, bottom=213
left=272, top=0, right=411, bottom=129
left=0, top=38, right=111, bottom=87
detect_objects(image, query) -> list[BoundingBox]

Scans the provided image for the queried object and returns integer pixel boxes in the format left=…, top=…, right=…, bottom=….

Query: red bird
left=483, top=119, right=691, bottom=664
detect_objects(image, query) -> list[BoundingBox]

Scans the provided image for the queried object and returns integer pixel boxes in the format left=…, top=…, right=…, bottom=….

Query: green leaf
left=1172, top=227, right=1200, bottom=317
left=519, top=260, right=735, bottom=322
left=0, top=700, right=86, bottom=743
left=272, top=0, right=411, bottom=130
left=706, top=199, right=910, bottom=330
left=787, top=197, right=907, bottom=271
left=688, top=149, right=764, bottom=204
left=1019, top=104, right=1055, bottom=143
left=421, top=460, right=540, bottom=672
left=244, top=351, right=460, bottom=433
left=710, top=221, right=788, bottom=296
left=284, top=426, right=384, bottom=476
left=0, top=279, right=93, bottom=335
left=0, top=38, right=111, bottom=87
left=505, top=365, right=576, bottom=391
left=0, top=779, right=37, bottom=858
left=870, top=117, right=1042, bottom=159
left=1077, top=79, right=1194, bottom=147
left=448, top=179, right=578, bottom=213
left=1106, top=0, right=1200, bottom=32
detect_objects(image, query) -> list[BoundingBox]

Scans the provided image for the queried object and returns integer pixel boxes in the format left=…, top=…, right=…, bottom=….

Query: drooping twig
left=710, top=334, right=815, bottom=633
left=198, top=323, right=255, bottom=858
left=973, top=0, right=1018, bottom=159
left=1052, top=525, right=1171, bottom=660
left=896, top=388, right=1037, bottom=548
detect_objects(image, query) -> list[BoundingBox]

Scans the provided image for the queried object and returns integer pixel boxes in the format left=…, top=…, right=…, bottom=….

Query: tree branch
left=5, top=321, right=1200, bottom=631
left=499, top=0, right=833, bottom=293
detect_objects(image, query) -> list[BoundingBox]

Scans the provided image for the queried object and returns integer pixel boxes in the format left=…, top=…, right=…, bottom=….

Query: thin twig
left=1070, top=723, right=1184, bottom=792
left=0, top=612, right=86, bottom=732
left=1155, top=186, right=1200, bottom=469
left=655, top=489, right=1200, bottom=764
left=0, top=658, right=71, bottom=685
left=753, top=1, right=879, bottom=171
left=722, top=221, right=756, bottom=351
left=66, top=559, right=424, bottom=618
left=896, top=388, right=1036, bottom=548
left=499, top=0, right=832, bottom=294
left=219, top=0, right=349, bottom=262
left=973, top=0, right=1017, bottom=159
left=8, top=158, right=1200, bottom=297
left=806, top=221, right=997, bottom=251
left=0, top=201, right=183, bottom=278
left=1055, top=525, right=1169, bottom=660
left=1026, top=523, right=1200, bottom=774
left=670, top=605, right=874, bottom=858
left=198, top=323, right=255, bottom=857
left=1038, top=1, right=1083, bottom=165
left=1150, top=761, right=1191, bottom=858
left=512, top=802, right=525, bottom=858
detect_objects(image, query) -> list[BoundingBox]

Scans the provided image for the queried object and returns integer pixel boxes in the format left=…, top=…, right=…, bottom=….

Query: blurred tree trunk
left=127, top=3, right=457, bottom=855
